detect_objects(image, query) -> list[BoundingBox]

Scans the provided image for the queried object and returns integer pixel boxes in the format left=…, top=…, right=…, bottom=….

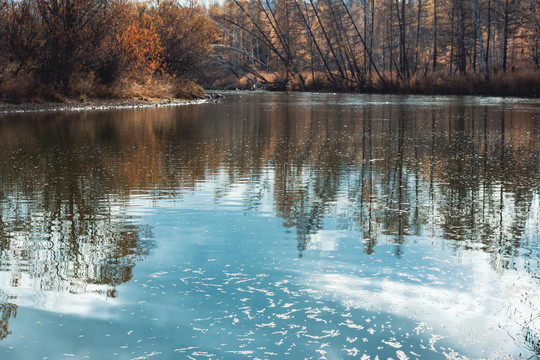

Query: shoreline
left=0, top=97, right=211, bottom=115
left=208, top=85, right=540, bottom=99
left=1, top=87, right=537, bottom=115
left=207, top=70, right=540, bottom=99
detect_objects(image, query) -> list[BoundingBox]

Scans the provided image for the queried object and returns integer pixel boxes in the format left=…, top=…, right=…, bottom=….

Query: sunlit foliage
left=0, top=0, right=216, bottom=98
left=209, top=0, right=540, bottom=94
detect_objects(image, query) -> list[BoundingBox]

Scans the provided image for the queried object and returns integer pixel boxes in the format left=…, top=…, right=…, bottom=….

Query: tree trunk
left=502, top=0, right=510, bottom=72
left=433, top=0, right=438, bottom=71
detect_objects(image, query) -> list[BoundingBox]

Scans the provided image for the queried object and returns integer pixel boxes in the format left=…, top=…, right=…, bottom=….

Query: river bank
left=206, top=70, right=540, bottom=98
left=0, top=95, right=225, bottom=114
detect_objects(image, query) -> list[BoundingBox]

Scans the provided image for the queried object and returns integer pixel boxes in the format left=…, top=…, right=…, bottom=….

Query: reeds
left=208, top=68, right=540, bottom=98
left=403, top=71, right=540, bottom=97
left=0, top=70, right=204, bottom=103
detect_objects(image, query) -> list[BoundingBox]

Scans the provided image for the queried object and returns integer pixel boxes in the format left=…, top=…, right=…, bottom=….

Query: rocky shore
left=0, top=94, right=223, bottom=114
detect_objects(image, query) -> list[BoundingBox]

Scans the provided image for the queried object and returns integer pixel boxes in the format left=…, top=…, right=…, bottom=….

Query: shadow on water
left=0, top=93, right=539, bottom=355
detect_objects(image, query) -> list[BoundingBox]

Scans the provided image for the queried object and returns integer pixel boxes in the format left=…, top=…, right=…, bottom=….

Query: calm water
left=0, top=92, right=539, bottom=360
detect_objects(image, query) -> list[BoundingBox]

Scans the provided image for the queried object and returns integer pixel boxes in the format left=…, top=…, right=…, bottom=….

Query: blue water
left=0, top=92, right=539, bottom=359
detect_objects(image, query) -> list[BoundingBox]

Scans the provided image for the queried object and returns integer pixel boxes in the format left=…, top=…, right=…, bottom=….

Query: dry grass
left=108, top=76, right=204, bottom=100
left=0, top=71, right=65, bottom=102
left=205, top=65, right=540, bottom=97
left=103, top=76, right=175, bottom=100
left=0, top=68, right=205, bottom=103
left=68, top=72, right=98, bottom=98
left=103, top=75, right=206, bottom=100
left=173, top=78, right=205, bottom=99
left=209, top=73, right=239, bottom=90
left=392, top=70, right=540, bottom=97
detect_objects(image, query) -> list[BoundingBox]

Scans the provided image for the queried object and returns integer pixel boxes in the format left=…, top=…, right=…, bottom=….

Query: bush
left=0, top=0, right=216, bottom=101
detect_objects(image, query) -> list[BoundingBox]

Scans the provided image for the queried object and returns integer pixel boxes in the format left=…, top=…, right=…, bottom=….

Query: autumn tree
left=98, top=1, right=164, bottom=84
left=525, top=0, right=540, bottom=69
left=0, top=0, right=42, bottom=76
left=154, top=0, right=218, bottom=78
left=33, top=0, right=109, bottom=90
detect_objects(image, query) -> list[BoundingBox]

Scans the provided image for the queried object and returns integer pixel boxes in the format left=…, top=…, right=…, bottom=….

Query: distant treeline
left=207, top=0, right=540, bottom=96
left=0, top=0, right=216, bottom=100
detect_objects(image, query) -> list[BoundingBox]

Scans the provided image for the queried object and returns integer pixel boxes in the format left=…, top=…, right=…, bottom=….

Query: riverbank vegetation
left=1, top=0, right=539, bottom=100
left=206, top=0, right=540, bottom=96
left=0, top=0, right=217, bottom=101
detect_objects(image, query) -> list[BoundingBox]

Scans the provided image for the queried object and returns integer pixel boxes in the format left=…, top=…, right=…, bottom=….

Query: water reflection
left=0, top=111, right=156, bottom=299
left=0, top=93, right=539, bottom=357
left=0, top=291, right=16, bottom=341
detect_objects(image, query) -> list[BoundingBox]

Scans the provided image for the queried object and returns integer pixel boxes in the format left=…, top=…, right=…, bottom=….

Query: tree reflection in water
left=0, top=93, right=538, bottom=350
left=0, top=110, right=160, bottom=340
left=0, top=290, right=16, bottom=341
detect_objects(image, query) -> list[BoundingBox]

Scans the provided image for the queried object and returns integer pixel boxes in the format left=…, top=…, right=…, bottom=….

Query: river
left=0, top=92, right=539, bottom=359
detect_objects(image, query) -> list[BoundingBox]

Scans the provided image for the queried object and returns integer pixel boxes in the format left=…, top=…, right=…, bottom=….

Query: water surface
left=0, top=92, right=539, bottom=359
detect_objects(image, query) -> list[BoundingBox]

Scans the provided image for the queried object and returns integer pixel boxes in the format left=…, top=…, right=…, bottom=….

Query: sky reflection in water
left=0, top=92, right=539, bottom=359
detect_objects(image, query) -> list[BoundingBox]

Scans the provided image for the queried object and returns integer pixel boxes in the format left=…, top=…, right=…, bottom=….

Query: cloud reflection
left=306, top=244, right=540, bottom=358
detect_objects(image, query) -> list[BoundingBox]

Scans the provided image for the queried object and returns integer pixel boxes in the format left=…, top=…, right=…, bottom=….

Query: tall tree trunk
left=292, top=0, right=339, bottom=87
left=339, top=0, right=387, bottom=86
left=363, top=0, right=369, bottom=72
left=449, top=5, right=455, bottom=74
left=485, top=0, right=491, bottom=73
left=502, top=0, right=510, bottom=72
left=309, top=0, right=348, bottom=87
left=433, top=0, right=438, bottom=71
left=458, top=0, right=467, bottom=74
left=395, top=0, right=410, bottom=79
left=414, top=0, right=422, bottom=74
left=370, top=0, right=375, bottom=79
left=471, top=0, right=488, bottom=77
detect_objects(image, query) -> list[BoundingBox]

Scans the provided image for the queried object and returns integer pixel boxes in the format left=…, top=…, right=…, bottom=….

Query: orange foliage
left=0, top=0, right=217, bottom=97
left=113, top=6, right=164, bottom=80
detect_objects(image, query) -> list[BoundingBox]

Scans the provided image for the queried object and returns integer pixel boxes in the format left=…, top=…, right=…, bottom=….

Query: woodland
left=0, top=0, right=217, bottom=100
left=0, top=0, right=539, bottom=99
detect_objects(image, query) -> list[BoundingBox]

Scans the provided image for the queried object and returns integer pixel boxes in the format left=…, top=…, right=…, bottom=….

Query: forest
left=208, top=0, right=540, bottom=95
left=0, top=0, right=539, bottom=99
